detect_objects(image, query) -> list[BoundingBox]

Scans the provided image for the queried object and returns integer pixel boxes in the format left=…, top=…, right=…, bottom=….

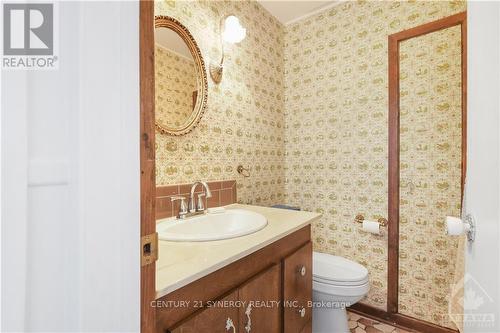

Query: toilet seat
left=313, top=252, right=369, bottom=286
left=313, top=275, right=369, bottom=286
left=313, top=279, right=370, bottom=298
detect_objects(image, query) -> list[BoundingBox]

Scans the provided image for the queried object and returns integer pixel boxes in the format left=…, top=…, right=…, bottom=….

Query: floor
left=347, top=311, right=413, bottom=333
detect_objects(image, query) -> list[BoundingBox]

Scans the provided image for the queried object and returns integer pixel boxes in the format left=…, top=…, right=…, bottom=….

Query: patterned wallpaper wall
left=154, top=0, right=286, bottom=206
left=283, top=0, right=465, bottom=320
left=155, top=0, right=466, bottom=328
left=398, top=25, right=462, bottom=328
left=155, top=45, right=197, bottom=128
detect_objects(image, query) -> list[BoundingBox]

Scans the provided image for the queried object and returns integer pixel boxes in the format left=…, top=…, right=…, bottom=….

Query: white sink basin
left=157, top=209, right=268, bottom=242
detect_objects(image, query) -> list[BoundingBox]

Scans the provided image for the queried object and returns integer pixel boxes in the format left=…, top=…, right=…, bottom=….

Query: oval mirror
left=154, top=16, right=208, bottom=136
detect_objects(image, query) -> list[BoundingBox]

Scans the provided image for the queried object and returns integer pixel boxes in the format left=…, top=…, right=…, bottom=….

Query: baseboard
left=349, top=303, right=458, bottom=333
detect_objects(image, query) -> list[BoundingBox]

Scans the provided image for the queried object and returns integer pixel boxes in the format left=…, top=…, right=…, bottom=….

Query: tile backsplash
left=156, top=180, right=237, bottom=220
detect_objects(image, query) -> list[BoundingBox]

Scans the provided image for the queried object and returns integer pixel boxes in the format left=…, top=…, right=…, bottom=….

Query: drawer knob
left=299, top=266, right=306, bottom=276
left=298, top=307, right=306, bottom=318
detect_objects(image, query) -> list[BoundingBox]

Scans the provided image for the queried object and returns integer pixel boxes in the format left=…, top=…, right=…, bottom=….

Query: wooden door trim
left=140, top=0, right=156, bottom=332
left=387, top=31, right=399, bottom=315
left=387, top=10, right=467, bottom=319
left=388, top=12, right=467, bottom=43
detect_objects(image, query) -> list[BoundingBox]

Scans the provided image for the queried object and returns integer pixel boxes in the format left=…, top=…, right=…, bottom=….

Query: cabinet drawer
left=283, top=242, right=312, bottom=333
left=169, top=290, right=239, bottom=333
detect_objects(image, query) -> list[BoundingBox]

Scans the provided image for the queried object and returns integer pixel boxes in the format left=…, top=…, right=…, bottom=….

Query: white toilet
left=312, top=252, right=370, bottom=333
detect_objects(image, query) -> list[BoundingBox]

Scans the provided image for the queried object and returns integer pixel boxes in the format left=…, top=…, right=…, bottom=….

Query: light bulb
left=222, top=15, right=246, bottom=44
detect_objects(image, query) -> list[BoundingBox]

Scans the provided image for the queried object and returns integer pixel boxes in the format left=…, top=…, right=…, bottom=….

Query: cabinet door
left=300, top=322, right=312, bottom=333
left=283, top=242, right=312, bottom=333
left=169, top=290, right=239, bottom=333
left=238, top=264, right=281, bottom=333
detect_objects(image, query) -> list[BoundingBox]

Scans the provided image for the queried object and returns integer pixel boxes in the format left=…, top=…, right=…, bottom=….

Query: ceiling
left=155, top=27, right=193, bottom=59
left=257, top=0, right=340, bottom=25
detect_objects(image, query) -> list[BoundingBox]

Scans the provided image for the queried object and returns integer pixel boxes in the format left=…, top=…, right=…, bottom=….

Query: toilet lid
left=313, top=252, right=369, bottom=284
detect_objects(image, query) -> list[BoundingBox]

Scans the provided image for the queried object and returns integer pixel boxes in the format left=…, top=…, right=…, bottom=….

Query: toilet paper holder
left=447, top=214, right=476, bottom=242
left=355, top=214, right=388, bottom=227
left=464, top=214, right=476, bottom=242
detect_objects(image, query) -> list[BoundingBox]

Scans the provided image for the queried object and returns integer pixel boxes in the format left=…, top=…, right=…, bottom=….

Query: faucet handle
left=171, top=196, right=188, bottom=218
left=196, top=193, right=206, bottom=212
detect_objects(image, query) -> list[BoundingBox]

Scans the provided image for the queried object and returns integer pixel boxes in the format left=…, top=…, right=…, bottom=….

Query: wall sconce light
left=210, top=15, right=246, bottom=84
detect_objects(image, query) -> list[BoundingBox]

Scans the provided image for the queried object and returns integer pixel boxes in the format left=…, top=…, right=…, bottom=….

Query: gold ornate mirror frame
left=155, top=16, right=208, bottom=136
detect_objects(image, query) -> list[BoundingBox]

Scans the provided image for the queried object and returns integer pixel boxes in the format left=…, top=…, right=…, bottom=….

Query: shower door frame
left=351, top=11, right=467, bottom=333
left=388, top=11, right=467, bottom=331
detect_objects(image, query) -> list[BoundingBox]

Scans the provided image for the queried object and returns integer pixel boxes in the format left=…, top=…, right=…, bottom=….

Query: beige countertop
left=156, top=204, right=321, bottom=299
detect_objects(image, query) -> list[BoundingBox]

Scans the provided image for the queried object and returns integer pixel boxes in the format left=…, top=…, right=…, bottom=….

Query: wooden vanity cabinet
left=158, top=226, right=312, bottom=333
left=238, top=264, right=281, bottom=333
left=283, top=242, right=312, bottom=333
left=169, top=265, right=281, bottom=333
left=169, top=290, right=239, bottom=333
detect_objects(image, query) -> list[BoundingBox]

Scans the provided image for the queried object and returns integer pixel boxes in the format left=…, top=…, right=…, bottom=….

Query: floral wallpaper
left=155, top=0, right=466, bottom=329
left=154, top=0, right=286, bottom=206
left=398, top=25, right=462, bottom=328
left=283, top=0, right=465, bottom=324
left=155, top=45, right=197, bottom=128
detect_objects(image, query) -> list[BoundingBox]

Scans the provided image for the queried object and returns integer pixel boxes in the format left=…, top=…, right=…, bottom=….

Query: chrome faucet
left=171, top=195, right=188, bottom=219
left=189, top=181, right=212, bottom=213
left=171, top=181, right=212, bottom=219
